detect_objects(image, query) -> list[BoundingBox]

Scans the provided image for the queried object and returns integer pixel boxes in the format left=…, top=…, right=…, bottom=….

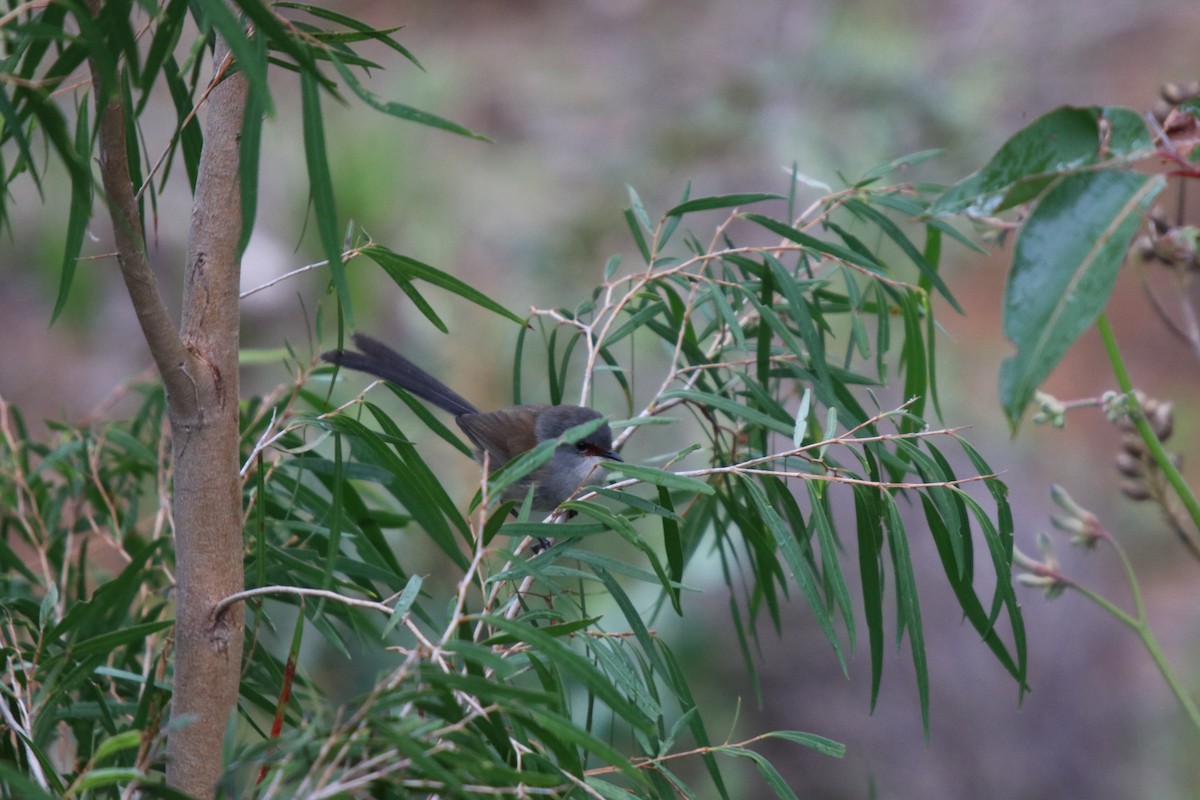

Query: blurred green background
left=3, top=0, right=1200, bottom=796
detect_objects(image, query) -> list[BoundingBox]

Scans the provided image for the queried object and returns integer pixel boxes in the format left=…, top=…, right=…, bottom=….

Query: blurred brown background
left=3, top=0, right=1200, bottom=796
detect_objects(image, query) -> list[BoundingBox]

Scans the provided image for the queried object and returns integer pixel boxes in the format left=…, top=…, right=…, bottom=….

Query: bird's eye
left=575, top=442, right=589, bottom=452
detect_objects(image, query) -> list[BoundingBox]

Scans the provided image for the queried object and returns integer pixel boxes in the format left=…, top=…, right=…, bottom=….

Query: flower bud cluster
left=1111, top=392, right=1177, bottom=502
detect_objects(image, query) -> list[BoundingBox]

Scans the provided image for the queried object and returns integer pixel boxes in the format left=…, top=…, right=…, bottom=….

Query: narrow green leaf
left=67, top=767, right=145, bottom=793
left=999, top=170, right=1164, bottom=427
left=329, top=55, right=487, bottom=140
left=0, top=764, right=58, bottom=800
left=763, top=730, right=846, bottom=757
left=743, top=213, right=880, bottom=273
left=624, top=208, right=651, bottom=263
left=843, top=196, right=962, bottom=313
left=300, top=69, right=349, bottom=325
left=854, top=486, right=885, bottom=710
left=393, top=276, right=448, bottom=333
left=590, top=566, right=669, bottom=673
left=722, top=747, right=799, bottom=800
left=743, top=478, right=846, bottom=673
left=138, top=0, right=188, bottom=100
left=856, top=149, right=943, bottom=185
left=277, top=2, right=424, bottom=66
left=565, top=502, right=679, bottom=613
left=627, top=184, right=652, bottom=231
left=71, top=620, right=174, bottom=658
left=362, top=245, right=525, bottom=324
left=197, top=0, right=273, bottom=115
left=382, top=574, right=423, bottom=637
left=603, top=461, right=714, bottom=495
left=658, top=487, right=685, bottom=610
left=482, top=615, right=656, bottom=734
left=817, top=406, right=837, bottom=459
left=792, top=388, right=811, bottom=448
left=603, top=253, right=622, bottom=281
left=92, top=730, right=143, bottom=763
left=50, top=101, right=92, bottom=325
left=605, top=300, right=667, bottom=346
left=161, top=55, right=202, bottom=191
left=237, top=36, right=266, bottom=257
left=660, top=389, right=794, bottom=437
left=231, top=0, right=321, bottom=75
left=658, top=640, right=732, bottom=800
left=588, top=486, right=681, bottom=519
left=0, top=85, right=41, bottom=195
left=882, top=494, right=929, bottom=737
left=807, top=484, right=855, bottom=652
left=324, top=414, right=468, bottom=568
left=665, top=193, right=784, bottom=216
left=39, top=582, right=59, bottom=631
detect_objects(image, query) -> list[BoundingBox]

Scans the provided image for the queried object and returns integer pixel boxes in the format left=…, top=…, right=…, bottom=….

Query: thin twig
left=214, top=585, right=398, bottom=620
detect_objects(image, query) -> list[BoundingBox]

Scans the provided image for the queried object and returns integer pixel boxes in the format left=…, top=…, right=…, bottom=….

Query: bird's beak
left=603, top=449, right=623, bottom=462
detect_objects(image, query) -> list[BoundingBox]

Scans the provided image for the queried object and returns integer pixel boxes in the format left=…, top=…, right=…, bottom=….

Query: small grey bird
left=322, top=333, right=621, bottom=512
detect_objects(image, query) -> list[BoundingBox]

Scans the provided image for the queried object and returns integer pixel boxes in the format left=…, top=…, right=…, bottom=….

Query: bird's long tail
left=322, top=333, right=479, bottom=417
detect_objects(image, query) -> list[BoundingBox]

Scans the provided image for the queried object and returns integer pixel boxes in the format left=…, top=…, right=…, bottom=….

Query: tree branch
left=83, top=0, right=194, bottom=418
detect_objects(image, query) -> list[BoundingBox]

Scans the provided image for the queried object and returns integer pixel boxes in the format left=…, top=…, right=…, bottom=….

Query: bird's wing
left=456, top=405, right=549, bottom=467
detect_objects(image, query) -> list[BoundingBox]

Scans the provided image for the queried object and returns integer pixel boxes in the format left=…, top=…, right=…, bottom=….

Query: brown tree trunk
left=164, top=46, right=248, bottom=795
left=87, top=12, right=248, bottom=793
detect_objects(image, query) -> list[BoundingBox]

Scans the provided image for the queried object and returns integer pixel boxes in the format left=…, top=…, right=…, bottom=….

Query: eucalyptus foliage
left=0, top=1, right=1032, bottom=797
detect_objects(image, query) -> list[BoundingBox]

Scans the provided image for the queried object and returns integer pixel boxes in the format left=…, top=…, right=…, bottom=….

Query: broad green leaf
left=932, top=106, right=1108, bottom=216
left=1103, top=106, right=1154, bottom=156
left=999, top=170, right=1164, bottom=427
